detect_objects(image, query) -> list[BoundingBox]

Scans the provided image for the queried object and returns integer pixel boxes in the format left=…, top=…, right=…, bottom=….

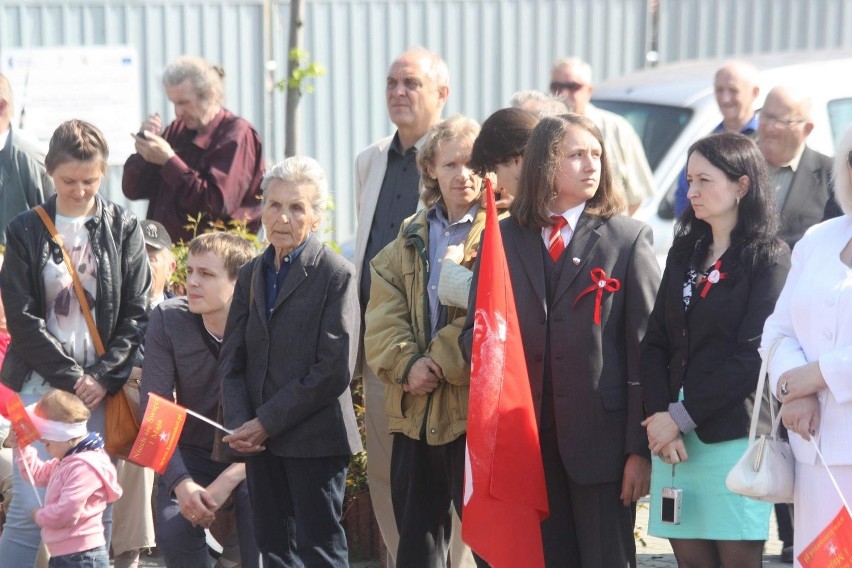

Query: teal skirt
left=648, top=431, right=771, bottom=540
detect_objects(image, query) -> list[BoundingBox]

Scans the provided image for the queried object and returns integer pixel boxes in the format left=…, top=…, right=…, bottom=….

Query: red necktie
left=548, top=215, right=568, bottom=261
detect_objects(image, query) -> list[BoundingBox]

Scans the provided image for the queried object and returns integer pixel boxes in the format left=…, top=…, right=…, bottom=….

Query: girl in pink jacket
left=13, top=389, right=122, bottom=568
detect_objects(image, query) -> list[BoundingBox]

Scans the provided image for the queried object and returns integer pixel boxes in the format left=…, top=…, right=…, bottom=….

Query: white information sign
left=1, top=45, right=141, bottom=165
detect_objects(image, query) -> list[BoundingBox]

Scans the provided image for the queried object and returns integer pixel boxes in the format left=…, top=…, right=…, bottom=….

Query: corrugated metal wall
left=656, top=0, right=852, bottom=62
left=287, top=0, right=651, bottom=242
left=2, top=0, right=850, bottom=244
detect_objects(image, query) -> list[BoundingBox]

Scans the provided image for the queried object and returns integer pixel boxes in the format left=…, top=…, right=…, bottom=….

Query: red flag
left=462, top=180, right=549, bottom=566
left=6, top=395, right=41, bottom=447
left=799, top=507, right=852, bottom=567
left=0, top=381, right=16, bottom=418
left=127, top=393, right=187, bottom=474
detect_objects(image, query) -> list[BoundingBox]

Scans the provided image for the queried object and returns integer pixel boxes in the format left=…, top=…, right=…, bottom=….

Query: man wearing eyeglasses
left=758, top=86, right=832, bottom=249
left=550, top=57, right=655, bottom=215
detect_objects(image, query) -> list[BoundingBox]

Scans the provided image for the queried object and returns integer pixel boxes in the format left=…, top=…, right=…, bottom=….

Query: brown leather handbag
left=34, top=206, right=141, bottom=459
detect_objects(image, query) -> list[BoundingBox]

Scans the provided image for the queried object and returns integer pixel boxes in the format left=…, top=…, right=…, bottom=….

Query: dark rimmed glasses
left=549, top=81, right=586, bottom=94
left=761, top=112, right=806, bottom=129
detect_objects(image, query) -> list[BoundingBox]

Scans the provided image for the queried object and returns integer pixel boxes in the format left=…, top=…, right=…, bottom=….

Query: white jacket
left=352, top=134, right=427, bottom=283
left=761, top=215, right=852, bottom=465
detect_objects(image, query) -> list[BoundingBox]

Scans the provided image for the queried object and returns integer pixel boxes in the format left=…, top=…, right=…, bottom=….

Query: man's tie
left=548, top=215, right=568, bottom=261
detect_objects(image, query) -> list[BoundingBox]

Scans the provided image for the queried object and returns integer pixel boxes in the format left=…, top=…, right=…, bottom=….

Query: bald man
left=758, top=86, right=832, bottom=249
left=354, top=47, right=476, bottom=568
left=674, top=61, right=761, bottom=216
left=550, top=57, right=655, bottom=214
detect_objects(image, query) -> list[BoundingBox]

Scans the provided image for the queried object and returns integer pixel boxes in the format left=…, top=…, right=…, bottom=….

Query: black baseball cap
left=141, top=220, right=173, bottom=250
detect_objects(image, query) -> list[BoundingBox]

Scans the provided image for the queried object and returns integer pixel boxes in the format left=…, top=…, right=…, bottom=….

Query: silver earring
left=736, top=196, right=741, bottom=206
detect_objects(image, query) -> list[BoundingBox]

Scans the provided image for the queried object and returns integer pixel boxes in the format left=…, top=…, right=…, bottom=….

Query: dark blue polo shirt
left=262, top=234, right=311, bottom=320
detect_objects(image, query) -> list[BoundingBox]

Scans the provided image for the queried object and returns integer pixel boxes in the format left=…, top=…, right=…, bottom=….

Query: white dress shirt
left=541, top=202, right=586, bottom=251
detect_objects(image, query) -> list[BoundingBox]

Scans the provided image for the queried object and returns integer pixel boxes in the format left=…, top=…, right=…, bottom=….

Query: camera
left=660, top=487, right=682, bottom=524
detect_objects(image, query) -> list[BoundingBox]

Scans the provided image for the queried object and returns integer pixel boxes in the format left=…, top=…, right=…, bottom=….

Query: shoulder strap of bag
left=33, top=205, right=106, bottom=357
left=748, top=339, right=781, bottom=442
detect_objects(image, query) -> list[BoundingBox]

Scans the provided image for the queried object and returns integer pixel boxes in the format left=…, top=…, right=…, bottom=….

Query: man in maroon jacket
left=122, top=55, right=265, bottom=242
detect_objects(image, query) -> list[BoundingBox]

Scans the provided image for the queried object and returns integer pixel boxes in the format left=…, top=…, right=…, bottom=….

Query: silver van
left=593, top=50, right=852, bottom=264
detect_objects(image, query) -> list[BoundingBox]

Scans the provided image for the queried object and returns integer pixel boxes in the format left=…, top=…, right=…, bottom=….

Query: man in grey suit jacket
left=0, top=73, right=54, bottom=244
left=354, top=47, right=483, bottom=568
left=758, top=86, right=833, bottom=249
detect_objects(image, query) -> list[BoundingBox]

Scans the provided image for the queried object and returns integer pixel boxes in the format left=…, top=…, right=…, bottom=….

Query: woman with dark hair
left=464, top=113, right=660, bottom=566
left=641, top=132, right=790, bottom=567
left=469, top=107, right=539, bottom=206
left=0, top=119, right=151, bottom=567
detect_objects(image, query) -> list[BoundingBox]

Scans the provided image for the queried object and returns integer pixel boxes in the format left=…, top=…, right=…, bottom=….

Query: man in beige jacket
left=353, top=47, right=475, bottom=567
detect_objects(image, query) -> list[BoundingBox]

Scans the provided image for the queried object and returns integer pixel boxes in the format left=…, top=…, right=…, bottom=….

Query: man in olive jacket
left=0, top=73, right=54, bottom=244
left=364, top=205, right=486, bottom=567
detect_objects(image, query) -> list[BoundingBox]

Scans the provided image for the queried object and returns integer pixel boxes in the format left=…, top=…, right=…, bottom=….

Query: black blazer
left=778, top=145, right=833, bottom=249
left=219, top=235, right=363, bottom=458
left=640, top=242, right=791, bottom=444
left=463, top=213, right=660, bottom=485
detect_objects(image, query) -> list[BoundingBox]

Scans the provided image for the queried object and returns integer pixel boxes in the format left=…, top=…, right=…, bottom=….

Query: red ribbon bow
left=699, top=259, right=728, bottom=298
left=573, top=268, right=621, bottom=325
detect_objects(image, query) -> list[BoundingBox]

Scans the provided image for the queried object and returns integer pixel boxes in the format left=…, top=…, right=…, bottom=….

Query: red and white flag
left=462, top=180, right=549, bottom=567
left=128, top=393, right=187, bottom=474
left=799, top=439, right=852, bottom=567
left=799, top=507, right=852, bottom=567
left=0, top=382, right=40, bottom=447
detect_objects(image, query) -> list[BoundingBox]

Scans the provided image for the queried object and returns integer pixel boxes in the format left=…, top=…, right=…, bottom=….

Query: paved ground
left=130, top=497, right=792, bottom=567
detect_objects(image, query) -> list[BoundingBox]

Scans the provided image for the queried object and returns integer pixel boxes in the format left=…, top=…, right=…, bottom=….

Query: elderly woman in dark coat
left=220, top=156, right=362, bottom=567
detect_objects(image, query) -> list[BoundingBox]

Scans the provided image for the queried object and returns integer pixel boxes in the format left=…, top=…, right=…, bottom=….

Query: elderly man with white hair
left=510, top=90, right=571, bottom=118
left=674, top=60, right=762, bottom=217
left=550, top=56, right=655, bottom=214
left=122, top=55, right=265, bottom=242
left=758, top=85, right=833, bottom=249
left=221, top=156, right=363, bottom=566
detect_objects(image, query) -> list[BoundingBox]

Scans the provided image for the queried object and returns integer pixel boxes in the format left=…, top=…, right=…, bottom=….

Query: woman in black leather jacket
left=0, top=119, right=150, bottom=568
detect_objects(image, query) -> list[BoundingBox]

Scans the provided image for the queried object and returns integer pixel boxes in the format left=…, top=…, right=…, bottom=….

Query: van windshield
left=592, top=100, right=693, bottom=171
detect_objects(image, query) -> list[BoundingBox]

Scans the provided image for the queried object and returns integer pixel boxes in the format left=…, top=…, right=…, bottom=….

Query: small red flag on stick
left=0, top=382, right=40, bottom=447
left=7, top=397, right=41, bottom=448
left=798, top=507, right=852, bottom=567
left=127, top=393, right=187, bottom=474
left=799, top=439, right=852, bottom=567
left=0, top=381, right=18, bottom=419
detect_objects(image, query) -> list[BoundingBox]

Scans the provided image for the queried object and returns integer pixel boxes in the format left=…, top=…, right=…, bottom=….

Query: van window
left=828, top=98, right=852, bottom=144
left=592, top=101, right=693, bottom=170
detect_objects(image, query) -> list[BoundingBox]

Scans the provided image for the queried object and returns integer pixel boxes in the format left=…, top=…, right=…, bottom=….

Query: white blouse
left=761, top=215, right=852, bottom=465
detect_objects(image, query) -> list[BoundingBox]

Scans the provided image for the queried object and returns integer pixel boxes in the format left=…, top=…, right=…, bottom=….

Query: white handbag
left=725, top=340, right=795, bottom=503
